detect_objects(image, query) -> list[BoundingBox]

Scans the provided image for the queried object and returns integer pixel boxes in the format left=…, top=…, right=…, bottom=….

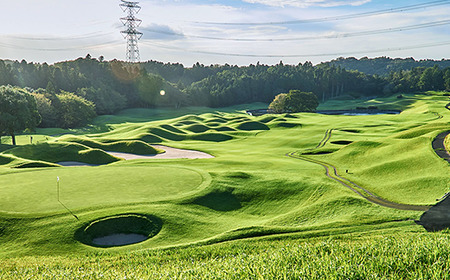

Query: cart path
left=316, top=129, right=333, bottom=148
left=287, top=129, right=431, bottom=211
left=432, top=131, right=450, bottom=164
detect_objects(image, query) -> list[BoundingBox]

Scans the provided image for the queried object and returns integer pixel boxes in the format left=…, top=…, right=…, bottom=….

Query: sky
left=0, top=0, right=449, bottom=66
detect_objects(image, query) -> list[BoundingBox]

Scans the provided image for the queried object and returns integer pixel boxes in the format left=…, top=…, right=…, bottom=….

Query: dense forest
left=325, top=57, right=450, bottom=76
left=0, top=56, right=449, bottom=131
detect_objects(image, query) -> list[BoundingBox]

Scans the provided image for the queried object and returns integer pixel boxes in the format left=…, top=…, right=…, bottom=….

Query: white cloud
left=141, top=24, right=184, bottom=41
left=241, top=0, right=371, bottom=8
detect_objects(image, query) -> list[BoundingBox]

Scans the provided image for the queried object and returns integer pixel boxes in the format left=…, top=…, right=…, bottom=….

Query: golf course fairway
left=0, top=92, right=449, bottom=278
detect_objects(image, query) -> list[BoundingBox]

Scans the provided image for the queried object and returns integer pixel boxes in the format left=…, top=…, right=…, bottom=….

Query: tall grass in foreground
left=1, top=233, right=449, bottom=279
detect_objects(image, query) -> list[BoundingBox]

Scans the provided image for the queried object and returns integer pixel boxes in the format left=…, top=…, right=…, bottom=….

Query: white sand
left=92, top=233, right=148, bottom=246
left=57, top=161, right=98, bottom=167
left=57, top=145, right=213, bottom=166
left=106, top=145, right=214, bottom=160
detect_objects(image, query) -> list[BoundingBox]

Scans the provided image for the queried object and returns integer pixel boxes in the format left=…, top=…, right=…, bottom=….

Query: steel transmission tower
left=120, top=0, right=143, bottom=63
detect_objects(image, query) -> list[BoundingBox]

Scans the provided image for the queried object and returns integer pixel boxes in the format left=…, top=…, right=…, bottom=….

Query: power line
left=3, top=32, right=115, bottom=41
left=192, top=0, right=450, bottom=25
left=141, top=40, right=450, bottom=58
left=0, top=41, right=122, bottom=52
left=144, top=19, right=450, bottom=42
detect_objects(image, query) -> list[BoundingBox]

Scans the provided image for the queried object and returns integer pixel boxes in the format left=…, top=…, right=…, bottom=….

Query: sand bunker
left=92, top=233, right=149, bottom=246
left=78, top=214, right=162, bottom=247
left=57, top=145, right=213, bottom=166
left=57, top=161, right=98, bottom=167
left=106, top=145, right=214, bottom=160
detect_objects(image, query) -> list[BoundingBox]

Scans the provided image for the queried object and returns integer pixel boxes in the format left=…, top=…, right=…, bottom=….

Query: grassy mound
left=395, top=123, right=449, bottom=139
left=2, top=142, right=121, bottom=165
left=235, top=121, right=269, bottom=131
left=258, top=116, right=277, bottom=123
left=159, top=124, right=186, bottom=134
left=194, top=191, right=242, bottom=211
left=147, top=128, right=186, bottom=141
left=275, top=122, right=301, bottom=128
left=0, top=144, right=14, bottom=153
left=135, top=133, right=163, bottom=143
left=205, top=118, right=228, bottom=124
left=14, top=161, right=60, bottom=169
left=190, top=133, right=233, bottom=142
left=0, top=154, right=14, bottom=165
left=214, top=126, right=236, bottom=132
left=59, top=136, right=163, bottom=155
left=185, top=124, right=211, bottom=133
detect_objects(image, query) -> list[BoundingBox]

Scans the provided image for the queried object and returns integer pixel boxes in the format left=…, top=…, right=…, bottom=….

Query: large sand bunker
left=58, top=145, right=213, bottom=166
left=107, top=145, right=214, bottom=160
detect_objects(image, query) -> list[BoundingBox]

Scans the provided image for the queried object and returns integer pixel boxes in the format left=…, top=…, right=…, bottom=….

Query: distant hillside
left=323, top=57, right=450, bottom=76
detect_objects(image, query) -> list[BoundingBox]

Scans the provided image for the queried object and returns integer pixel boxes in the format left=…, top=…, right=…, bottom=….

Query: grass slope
left=0, top=93, right=449, bottom=277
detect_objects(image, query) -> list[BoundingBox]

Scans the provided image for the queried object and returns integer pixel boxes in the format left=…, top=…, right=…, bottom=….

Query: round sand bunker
left=77, top=214, right=162, bottom=247
left=93, top=233, right=149, bottom=246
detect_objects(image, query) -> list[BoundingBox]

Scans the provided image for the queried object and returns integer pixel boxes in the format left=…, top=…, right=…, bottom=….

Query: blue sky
left=0, top=0, right=449, bottom=66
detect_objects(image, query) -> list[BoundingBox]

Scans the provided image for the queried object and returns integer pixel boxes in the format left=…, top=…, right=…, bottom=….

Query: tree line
left=326, top=57, right=450, bottom=77
left=0, top=56, right=449, bottom=137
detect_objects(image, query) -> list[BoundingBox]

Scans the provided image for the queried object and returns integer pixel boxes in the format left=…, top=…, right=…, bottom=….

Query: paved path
left=432, top=131, right=450, bottom=164
left=315, top=129, right=333, bottom=149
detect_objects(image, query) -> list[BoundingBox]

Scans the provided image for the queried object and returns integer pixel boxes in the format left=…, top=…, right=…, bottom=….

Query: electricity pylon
left=120, top=0, right=143, bottom=63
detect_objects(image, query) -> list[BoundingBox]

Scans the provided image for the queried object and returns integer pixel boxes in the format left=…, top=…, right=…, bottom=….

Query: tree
left=0, top=86, right=41, bottom=145
left=268, top=93, right=288, bottom=113
left=270, top=90, right=319, bottom=113
left=57, top=92, right=96, bottom=128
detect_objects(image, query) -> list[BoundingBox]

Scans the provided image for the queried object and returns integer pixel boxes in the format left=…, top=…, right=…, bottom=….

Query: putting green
left=0, top=165, right=209, bottom=214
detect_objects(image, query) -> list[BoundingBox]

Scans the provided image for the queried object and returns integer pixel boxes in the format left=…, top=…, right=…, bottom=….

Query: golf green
left=0, top=165, right=208, bottom=214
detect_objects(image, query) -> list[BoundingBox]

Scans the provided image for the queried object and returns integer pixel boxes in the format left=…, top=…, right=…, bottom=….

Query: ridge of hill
left=323, top=57, right=450, bottom=76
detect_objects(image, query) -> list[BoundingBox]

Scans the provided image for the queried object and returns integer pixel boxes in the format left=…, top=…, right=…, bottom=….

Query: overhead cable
left=145, top=19, right=450, bottom=42
left=141, top=40, right=450, bottom=58
left=192, top=0, right=450, bottom=25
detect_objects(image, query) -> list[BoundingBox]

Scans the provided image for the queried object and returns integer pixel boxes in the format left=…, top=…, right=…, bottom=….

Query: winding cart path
left=287, top=129, right=431, bottom=211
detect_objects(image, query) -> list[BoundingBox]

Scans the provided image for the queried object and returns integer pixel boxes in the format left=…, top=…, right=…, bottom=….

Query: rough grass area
left=1, top=231, right=450, bottom=279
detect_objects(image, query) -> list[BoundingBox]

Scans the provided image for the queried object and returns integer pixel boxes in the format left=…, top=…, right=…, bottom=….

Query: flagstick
left=57, top=177, right=79, bottom=221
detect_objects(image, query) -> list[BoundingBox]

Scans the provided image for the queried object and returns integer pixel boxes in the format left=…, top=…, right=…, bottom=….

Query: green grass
left=2, top=230, right=450, bottom=279
left=1, top=142, right=121, bottom=165
left=0, top=165, right=208, bottom=214
left=0, top=93, right=449, bottom=277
